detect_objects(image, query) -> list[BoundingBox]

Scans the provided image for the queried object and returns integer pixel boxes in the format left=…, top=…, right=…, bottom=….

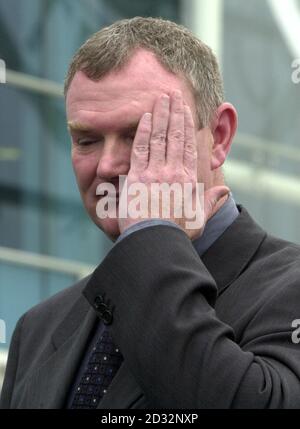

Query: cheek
left=72, top=152, right=97, bottom=192
left=196, top=145, right=212, bottom=182
left=197, top=144, right=210, bottom=166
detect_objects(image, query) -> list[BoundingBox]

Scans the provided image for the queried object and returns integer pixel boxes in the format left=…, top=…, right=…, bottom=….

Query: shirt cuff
left=115, top=220, right=183, bottom=245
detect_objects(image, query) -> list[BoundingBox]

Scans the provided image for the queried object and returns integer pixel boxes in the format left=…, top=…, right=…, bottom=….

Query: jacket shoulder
left=19, top=275, right=92, bottom=347
left=255, top=232, right=300, bottom=268
left=26, top=275, right=91, bottom=316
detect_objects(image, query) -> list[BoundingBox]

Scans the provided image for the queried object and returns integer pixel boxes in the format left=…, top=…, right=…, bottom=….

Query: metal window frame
left=6, top=69, right=63, bottom=98
left=0, top=246, right=94, bottom=280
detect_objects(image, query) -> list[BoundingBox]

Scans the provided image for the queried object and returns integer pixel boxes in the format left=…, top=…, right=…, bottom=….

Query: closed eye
left=76, top=138, right=102, bottom=146
left=77, top=140, right=94, bottom=146
left=124, top=134, right=136, bottom=143
left=73, top=130, right=136, bottom=146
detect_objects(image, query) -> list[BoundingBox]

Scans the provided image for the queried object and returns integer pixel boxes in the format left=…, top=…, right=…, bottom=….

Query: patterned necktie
left=70, top=326, right=123, bottom=409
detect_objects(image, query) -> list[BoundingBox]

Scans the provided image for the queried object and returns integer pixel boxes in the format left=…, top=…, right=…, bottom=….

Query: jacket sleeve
left=83, top=225, right=300, bottom=409
left=0, top=314, right=25, bottom=409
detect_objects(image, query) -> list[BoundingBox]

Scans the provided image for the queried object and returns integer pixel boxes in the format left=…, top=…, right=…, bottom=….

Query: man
left=1, top=17, right=300, bottom=409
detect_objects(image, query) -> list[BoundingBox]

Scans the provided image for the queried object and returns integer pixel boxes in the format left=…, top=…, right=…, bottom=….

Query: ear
left=210, top=103, right=238, bottom=170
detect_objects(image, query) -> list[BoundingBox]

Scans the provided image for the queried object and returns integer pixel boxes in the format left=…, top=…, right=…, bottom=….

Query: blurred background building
left=1, top=0, right=300, bottom=389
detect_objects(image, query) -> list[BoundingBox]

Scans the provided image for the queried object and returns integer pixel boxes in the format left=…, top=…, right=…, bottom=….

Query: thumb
left=203, top=186, right=230, bottom=222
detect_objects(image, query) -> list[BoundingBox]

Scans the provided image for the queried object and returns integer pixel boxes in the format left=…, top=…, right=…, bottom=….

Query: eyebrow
left=67, top=121, right=94, bottom=133
left=67, top=121, right=139, bottom=134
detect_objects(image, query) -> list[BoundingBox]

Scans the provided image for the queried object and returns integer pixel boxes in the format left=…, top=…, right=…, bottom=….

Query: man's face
left=66, top=49, right=213, bottom=241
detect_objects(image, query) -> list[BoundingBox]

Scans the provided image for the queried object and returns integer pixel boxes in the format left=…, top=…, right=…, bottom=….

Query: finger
left=166, top=90, right=184, bottom=167
left=203, top=186, right=230, bottom=221
left=130, top=112, right=152, bottom=174
left=148, top=94, right=170, bottom=169
left=183, top=104, right=197, bottom=171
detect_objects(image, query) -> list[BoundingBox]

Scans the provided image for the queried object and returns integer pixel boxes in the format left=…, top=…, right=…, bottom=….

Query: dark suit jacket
left=1, top=207, right=300, bottom=409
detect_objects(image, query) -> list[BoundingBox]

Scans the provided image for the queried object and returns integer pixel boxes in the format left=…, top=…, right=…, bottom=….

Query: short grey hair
left=64, top=17, right=225, bottom=128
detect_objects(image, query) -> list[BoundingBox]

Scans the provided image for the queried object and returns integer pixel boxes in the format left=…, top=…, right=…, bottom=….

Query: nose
left=96, top=137, right=131, bottom=181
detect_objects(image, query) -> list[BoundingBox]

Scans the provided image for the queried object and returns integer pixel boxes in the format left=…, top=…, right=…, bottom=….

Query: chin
left=94, top=216, right=121, bottom=242
left=86, top=199, right=121, bottom=241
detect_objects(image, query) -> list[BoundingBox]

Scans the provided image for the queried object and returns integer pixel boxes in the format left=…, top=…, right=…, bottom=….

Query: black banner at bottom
left=0, top=409, right=298, bottom=425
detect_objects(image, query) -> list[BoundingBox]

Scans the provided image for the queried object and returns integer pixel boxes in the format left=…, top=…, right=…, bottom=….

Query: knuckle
left=169, top=170, right=184, bottom=183
left=173, top=105, right=183, bottom=115
left=162, top=167, right=173, bottom=181
left=128, top=172, right=139, bottom=183
left=140, top=170, right=155, bottom=183
left=169, top=129, right=184, bottom=142
left=185, top=143, right=196, bottom=154
left=151, top=131, right=166, bottom=143
left=133, top=144, right=148, bottom=154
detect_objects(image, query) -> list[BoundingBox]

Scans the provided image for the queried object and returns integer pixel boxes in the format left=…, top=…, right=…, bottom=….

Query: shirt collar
left=192, top=194, right=239, bottom=257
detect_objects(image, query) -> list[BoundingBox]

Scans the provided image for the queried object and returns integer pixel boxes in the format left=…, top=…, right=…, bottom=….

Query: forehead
left=66, top=50, right=196, bottom=128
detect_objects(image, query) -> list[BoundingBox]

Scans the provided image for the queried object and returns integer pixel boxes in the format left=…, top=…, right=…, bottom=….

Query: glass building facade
left=1, top=0, right=300, bottom=386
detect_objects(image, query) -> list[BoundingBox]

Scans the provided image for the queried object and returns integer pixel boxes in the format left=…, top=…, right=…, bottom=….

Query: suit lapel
left=20, top=295, right=97, bottom=408
left=202, top=206, right=266, bottom=294
left=20, top=291, right=145, bottom=409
